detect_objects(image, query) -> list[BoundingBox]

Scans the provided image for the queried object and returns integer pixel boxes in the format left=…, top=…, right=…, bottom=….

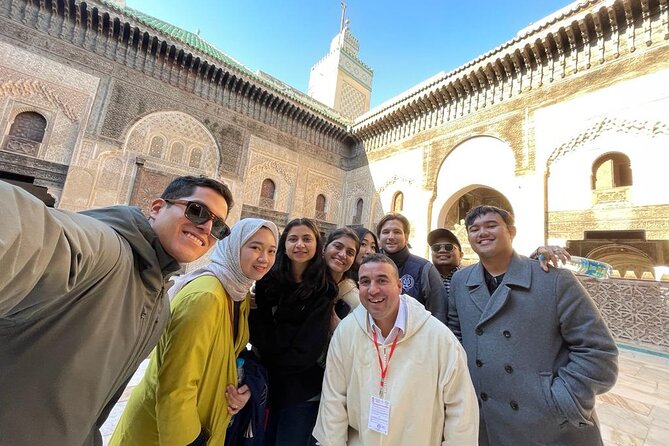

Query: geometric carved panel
left=340, top=81, right=366, bottom=119
left=124, top=112, right=218, bottom=176
left=581, top=276, right=669, bottom=352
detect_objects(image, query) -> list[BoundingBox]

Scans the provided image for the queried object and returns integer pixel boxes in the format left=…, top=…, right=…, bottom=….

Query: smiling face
left=324, top=235, right=358, bottom=281
left=467, top=212, right=516, bottom=262
left=149, top=186, right=230, bottom=263
left=379, top=219, right=407, bottom=254
left=240, top=227, right=277, bottom=281
left=431, top=236, right=463, bottom=272
left=355, top=232, right=378, bottom=266
left=358, top=260, right=402, bottom=331
left=284, top=224, right=318, bottom=265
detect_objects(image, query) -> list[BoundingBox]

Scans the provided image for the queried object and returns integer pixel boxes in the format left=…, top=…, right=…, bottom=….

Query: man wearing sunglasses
left=427, top=228, right=464, bottom=298
left=0, top=176, right=233, bottom=446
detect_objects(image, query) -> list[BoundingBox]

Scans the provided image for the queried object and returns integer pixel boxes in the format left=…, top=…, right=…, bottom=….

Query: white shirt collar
left=368, top=296, right=408, bottom=345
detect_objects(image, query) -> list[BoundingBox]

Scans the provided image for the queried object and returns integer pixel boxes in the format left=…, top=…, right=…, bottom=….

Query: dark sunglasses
left=164, top=199, right=231, bottom=240
left=431, top=243, right=456, bottom=253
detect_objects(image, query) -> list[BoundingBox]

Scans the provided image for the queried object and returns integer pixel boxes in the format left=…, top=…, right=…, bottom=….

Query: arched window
left=391, top=191, right=404, bottom=212
left=189, top=147, right=203, bottom=168
left=352, top=198, right=364, bottom=224
left=3, top=111, right=47, bottom=157
left=259, top=178, right=276, bottom=209
left=315, top=194, right=327, bottom=220
left=592, top=153, right=633, bottom=190
left=148, top=136, right=165, bottom=158
left=169, top=141, right=185, bottom=163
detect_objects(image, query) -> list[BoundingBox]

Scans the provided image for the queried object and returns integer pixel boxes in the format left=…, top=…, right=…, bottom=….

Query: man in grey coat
left=447, top=205, right=618, bottom=446
left=0, top=176, right=233, bottom=446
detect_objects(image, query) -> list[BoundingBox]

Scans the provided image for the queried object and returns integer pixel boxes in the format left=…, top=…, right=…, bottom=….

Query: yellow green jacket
left=110, top=275, right=250, bottom=446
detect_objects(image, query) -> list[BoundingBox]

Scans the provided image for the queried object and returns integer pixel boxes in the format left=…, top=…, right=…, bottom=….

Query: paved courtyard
left=102, top=347, right=669, bottom=445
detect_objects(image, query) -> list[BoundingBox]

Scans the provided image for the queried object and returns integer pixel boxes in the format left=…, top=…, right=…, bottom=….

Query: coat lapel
left=469, top=253, right=532, bottom=328
left=465, top=263, right=490, bottom=313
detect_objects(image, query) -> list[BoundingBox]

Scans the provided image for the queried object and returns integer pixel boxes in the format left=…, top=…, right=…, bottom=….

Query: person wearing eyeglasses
left=427, top=228, right=464, bottom=298
left=110, top=218, right=278, bottom=446
left=428, top=227, right=572, bottom=298
left=0, top=176, right=233, bottom=446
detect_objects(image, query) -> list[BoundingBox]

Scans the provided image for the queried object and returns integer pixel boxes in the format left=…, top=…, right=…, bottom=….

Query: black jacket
left=249, top=274, right=337, bottom=408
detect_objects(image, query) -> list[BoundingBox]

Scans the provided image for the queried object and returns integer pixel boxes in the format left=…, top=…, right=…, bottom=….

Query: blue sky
left=127, top=0, right=572, bottom=108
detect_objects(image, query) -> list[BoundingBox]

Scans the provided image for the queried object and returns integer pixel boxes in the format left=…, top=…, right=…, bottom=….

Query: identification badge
left=368, top=396, right=391, bottom=435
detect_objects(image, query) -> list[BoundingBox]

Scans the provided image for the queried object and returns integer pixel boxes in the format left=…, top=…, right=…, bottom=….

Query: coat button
left=510, top=400, right=519, bottom=410
left=476, top=360, right=483, bottom=367
left=503, top=330, right=511, bottom=338
left=480, top=392, right=489, bottom=401
left=504, top=364, right=513, bottom=374
left=476, top=328, right=484, bottom=336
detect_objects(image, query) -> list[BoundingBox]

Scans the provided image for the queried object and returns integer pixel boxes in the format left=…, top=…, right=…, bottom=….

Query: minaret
left=308, top=2, right=373, bottom=119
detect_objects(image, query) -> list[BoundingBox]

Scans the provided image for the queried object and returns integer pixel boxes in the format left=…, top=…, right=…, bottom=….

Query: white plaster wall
left=308, top=53, right=339, bottom=107
left=431, top=136, right=545, bottom=255
left=535, top=69, right=669, bottom=211
left=534, top=69, right=669, bottom=170
left=368, top=147, right=431, bottom=252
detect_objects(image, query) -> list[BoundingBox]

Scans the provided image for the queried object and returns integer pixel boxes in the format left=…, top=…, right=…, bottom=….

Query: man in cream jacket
left=314, top=253, right=478, bottom=445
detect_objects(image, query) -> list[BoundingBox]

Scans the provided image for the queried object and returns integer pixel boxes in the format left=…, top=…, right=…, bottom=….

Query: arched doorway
left=442, top=187, right=513, bottom=229
left=436, top=185, right=514, bottom=264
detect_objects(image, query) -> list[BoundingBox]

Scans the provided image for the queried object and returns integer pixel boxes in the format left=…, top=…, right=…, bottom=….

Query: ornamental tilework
left=340, top=81, right=366, bottom=119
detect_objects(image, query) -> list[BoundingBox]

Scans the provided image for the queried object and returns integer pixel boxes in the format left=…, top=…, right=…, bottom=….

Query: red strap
left=372, top=330, right=399, bottom=395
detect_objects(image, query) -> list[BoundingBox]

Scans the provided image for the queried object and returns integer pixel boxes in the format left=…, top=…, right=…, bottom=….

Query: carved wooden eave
left=351, top=0, right=669, bottom=151
left=0, top=0, right=352, bottom=152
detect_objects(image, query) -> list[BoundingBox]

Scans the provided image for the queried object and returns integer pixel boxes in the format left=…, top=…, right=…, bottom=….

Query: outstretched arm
left=0, top=181, right=120, bottom=317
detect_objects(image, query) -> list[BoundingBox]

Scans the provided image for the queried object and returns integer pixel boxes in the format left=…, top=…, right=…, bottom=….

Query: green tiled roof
left=120, top=5, right=254, bottom=76
left=98, top=0, right=349, bottom=125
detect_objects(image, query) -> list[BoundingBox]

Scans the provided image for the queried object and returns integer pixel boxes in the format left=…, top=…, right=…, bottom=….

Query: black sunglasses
left=431, top=243, right=456, bottom=253
left=164, top=199, right=231, bottom=240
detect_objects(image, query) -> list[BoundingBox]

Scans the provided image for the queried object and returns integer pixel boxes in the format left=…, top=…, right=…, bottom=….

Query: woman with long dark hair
left=350, top=226, right=379, bottom=281
left=323, top=227, right=361, bottom=327
left=249, top=218, right=337, bottom=446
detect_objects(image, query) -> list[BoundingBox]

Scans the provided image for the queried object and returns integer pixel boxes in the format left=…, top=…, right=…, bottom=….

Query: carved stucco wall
left=61, top=111, right=221, bottom=210
left=364, top=59, right=669, bottom=257
left=365, top=146, right=433, bottom=248
left=341, top=165, right=380, bottom=228
left=539, top=69, right=669, bottom=244
left=0, top=40, right=98, bottom=200
left=244, top=135, right=346, bottom=224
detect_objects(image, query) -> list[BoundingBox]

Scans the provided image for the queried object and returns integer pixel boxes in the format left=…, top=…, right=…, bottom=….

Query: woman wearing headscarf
left=110, top=218, right=279, bottom=446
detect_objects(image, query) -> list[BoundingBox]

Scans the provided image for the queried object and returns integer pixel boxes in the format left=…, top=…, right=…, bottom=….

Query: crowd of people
left=0, top=175, right=619, bottom=446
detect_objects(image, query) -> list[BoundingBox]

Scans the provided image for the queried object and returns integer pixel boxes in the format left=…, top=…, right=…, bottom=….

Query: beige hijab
left=168, top=218, right=279, bottom=301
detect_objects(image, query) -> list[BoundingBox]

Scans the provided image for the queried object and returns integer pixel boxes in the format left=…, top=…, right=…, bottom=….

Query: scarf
left=168, top=218, right=279, bottom=302
left=384, top=245, right=410, bottom=268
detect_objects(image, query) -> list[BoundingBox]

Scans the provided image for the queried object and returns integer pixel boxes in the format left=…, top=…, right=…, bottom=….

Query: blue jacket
left=385, top=246, right=447, bottom=324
